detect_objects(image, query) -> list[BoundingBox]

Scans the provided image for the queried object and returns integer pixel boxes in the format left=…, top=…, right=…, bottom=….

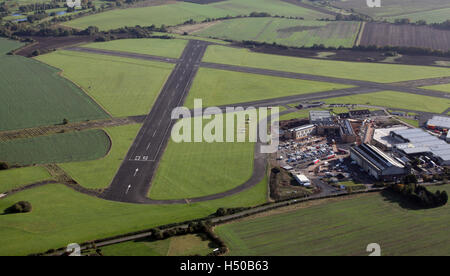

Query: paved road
left=101, top=40, right=208, bottom=203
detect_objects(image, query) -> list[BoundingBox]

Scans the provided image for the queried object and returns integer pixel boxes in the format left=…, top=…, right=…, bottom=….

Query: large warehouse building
left=391, top=128, right=450, bottom=166
left=350, top=143, right=408, bottom=181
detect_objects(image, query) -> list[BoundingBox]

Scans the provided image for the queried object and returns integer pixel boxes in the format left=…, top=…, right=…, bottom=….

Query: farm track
left=0, top=116, right=145, bottom=142
left=21, top=41, right=450, bottom=205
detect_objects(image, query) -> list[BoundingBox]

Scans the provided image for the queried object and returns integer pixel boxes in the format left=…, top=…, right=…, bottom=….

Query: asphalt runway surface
left=101, top=40, right=208, bottom=203
left=66, top=41, right=450, bottom=204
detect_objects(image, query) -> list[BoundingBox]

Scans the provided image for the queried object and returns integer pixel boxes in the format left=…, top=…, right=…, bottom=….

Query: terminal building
left=390, top=128, right=450, bottom=166
left=350, top=143, right=408, bottom=181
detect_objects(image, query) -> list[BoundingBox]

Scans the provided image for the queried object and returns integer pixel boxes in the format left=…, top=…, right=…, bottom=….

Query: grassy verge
left=185, top=68, right=353, bottom=108
left=203, top=45, right=450, bottom=83
left=36, top=50, right=174, bottom=117
left=0, top=167, right=52, bottom=194
left=82, top=38, right=188, bottom=59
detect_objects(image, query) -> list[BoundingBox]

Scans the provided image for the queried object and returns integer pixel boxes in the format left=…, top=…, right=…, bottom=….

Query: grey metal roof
left=309, top=110, right=332, bottom=122
left=392, top=128, right=450, bottom=162
left=427, top=116, right=450, bottom=129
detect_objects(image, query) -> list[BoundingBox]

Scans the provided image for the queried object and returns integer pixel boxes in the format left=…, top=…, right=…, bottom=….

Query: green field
left=0, top=39, right=109, bottom=131
left=197, top=17, right=360, bottom=48
left=422, top=83, right=450, bottom=93
left=203, top=45, right=450, bottom=83
left=0, top=167, right=51, bottom=194
left=98, top=234, right=214, bottom=256
left=82, top=38, right=188, bottom=59
left=149, top=113, right=255, bottom=200
left=323, top=91, right=450, bottom=113
left=387, top=7, right=450, bottom=24
left=215, top=185, right=450, bottom=256
left=185, top=68, right=353, bottom=108
left=0, top=174, right=267, bottom=255
left=279, top=109, right=321, bottom=121
left=0, top=130, right=111, bottom=166
left=64, top=0, right=329, bottom=31
left=36, top=51, right=173, bottom=117
left=60, top=124, right=141, bottom=190
left=395, top=117, right=420, bottom=127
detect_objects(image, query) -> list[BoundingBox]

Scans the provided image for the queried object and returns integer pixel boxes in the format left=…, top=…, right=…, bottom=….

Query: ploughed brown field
left=360, top=23, right=450, bottom=52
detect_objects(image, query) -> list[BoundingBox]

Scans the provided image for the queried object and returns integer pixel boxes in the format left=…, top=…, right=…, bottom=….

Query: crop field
left=387, top=7, right=450, bottom=24
left=81, top=38, right=188, bottom=59
left=203, top=45, right=450, bottom=83
left=215, top=184, right=450, bottom=256
left=185, top=68, right=353, bottom=108
left=360, top=23, right=450, bottom=52
left=0, top=39, right=109, bottom=131
left=0, top=167, right=51, bottom=194
left=98, top=234, right=215, bottom=256
left=149, top=113, right=255, bottom=200
left=197, top=17, right=360, bottom=48
left=332, top=0, right=450, bottom=23
left=323, top=91, right=450, bottom=114
left=0, top=130, right=111, bottom=166
left=60, top=124, right=141, bottom=190
left=36, top=51, right=174, bottom=117
left=64, top=0, right=329, bottom=31
left=0, top=174, right=267, bottom=255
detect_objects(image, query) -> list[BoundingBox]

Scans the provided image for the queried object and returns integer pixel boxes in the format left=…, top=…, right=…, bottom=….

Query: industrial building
left=339, top=119, right=357, bottom=143
left=427, top=116, right=450, bottom=132
left=372, top=126, right=409, bottom=150
left=309, top=110, right=340, bottom=135
left=350, top=143, right=408, bottom=181
left=286, top=124, right=316, bottom=140
left=390, top=128, right=450, bottom=166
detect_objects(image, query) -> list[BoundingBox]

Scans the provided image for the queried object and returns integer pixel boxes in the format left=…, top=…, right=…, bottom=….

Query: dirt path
left=170, top=21, right=221, bottom=35
left=0, top=116, right=145, bottom=142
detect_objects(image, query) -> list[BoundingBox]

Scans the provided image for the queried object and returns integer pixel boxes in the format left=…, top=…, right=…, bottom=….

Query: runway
left=65, top=40, right=450, bottom=204
left=101, top=40, right=208, bottom=203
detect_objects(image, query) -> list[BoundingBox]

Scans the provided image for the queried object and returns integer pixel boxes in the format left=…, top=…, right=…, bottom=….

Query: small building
left=294, top=174, right=311, bottom=187
left=350, top=143, right=407, bottom=181
left=286, top=124, right=316, bottom=140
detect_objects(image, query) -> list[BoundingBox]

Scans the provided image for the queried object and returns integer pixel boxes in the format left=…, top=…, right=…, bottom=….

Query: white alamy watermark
left=67, top=0, right=81, bottom=8
left=170, top=99, right=279, bottom=154
left=366, top=0, right=381, bottom=8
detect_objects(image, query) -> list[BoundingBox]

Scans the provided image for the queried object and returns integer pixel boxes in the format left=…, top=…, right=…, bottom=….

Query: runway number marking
left=143, top=156, right=148, bottom=161
left=135, top=156, right=141, bottom=160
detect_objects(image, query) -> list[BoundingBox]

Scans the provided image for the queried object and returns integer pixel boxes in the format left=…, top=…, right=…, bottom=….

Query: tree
left=4, top=201, right=32, bottom=214
left=62, top=118, right=69, bottom=125
left=0, top=161, right=9, bottom=170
